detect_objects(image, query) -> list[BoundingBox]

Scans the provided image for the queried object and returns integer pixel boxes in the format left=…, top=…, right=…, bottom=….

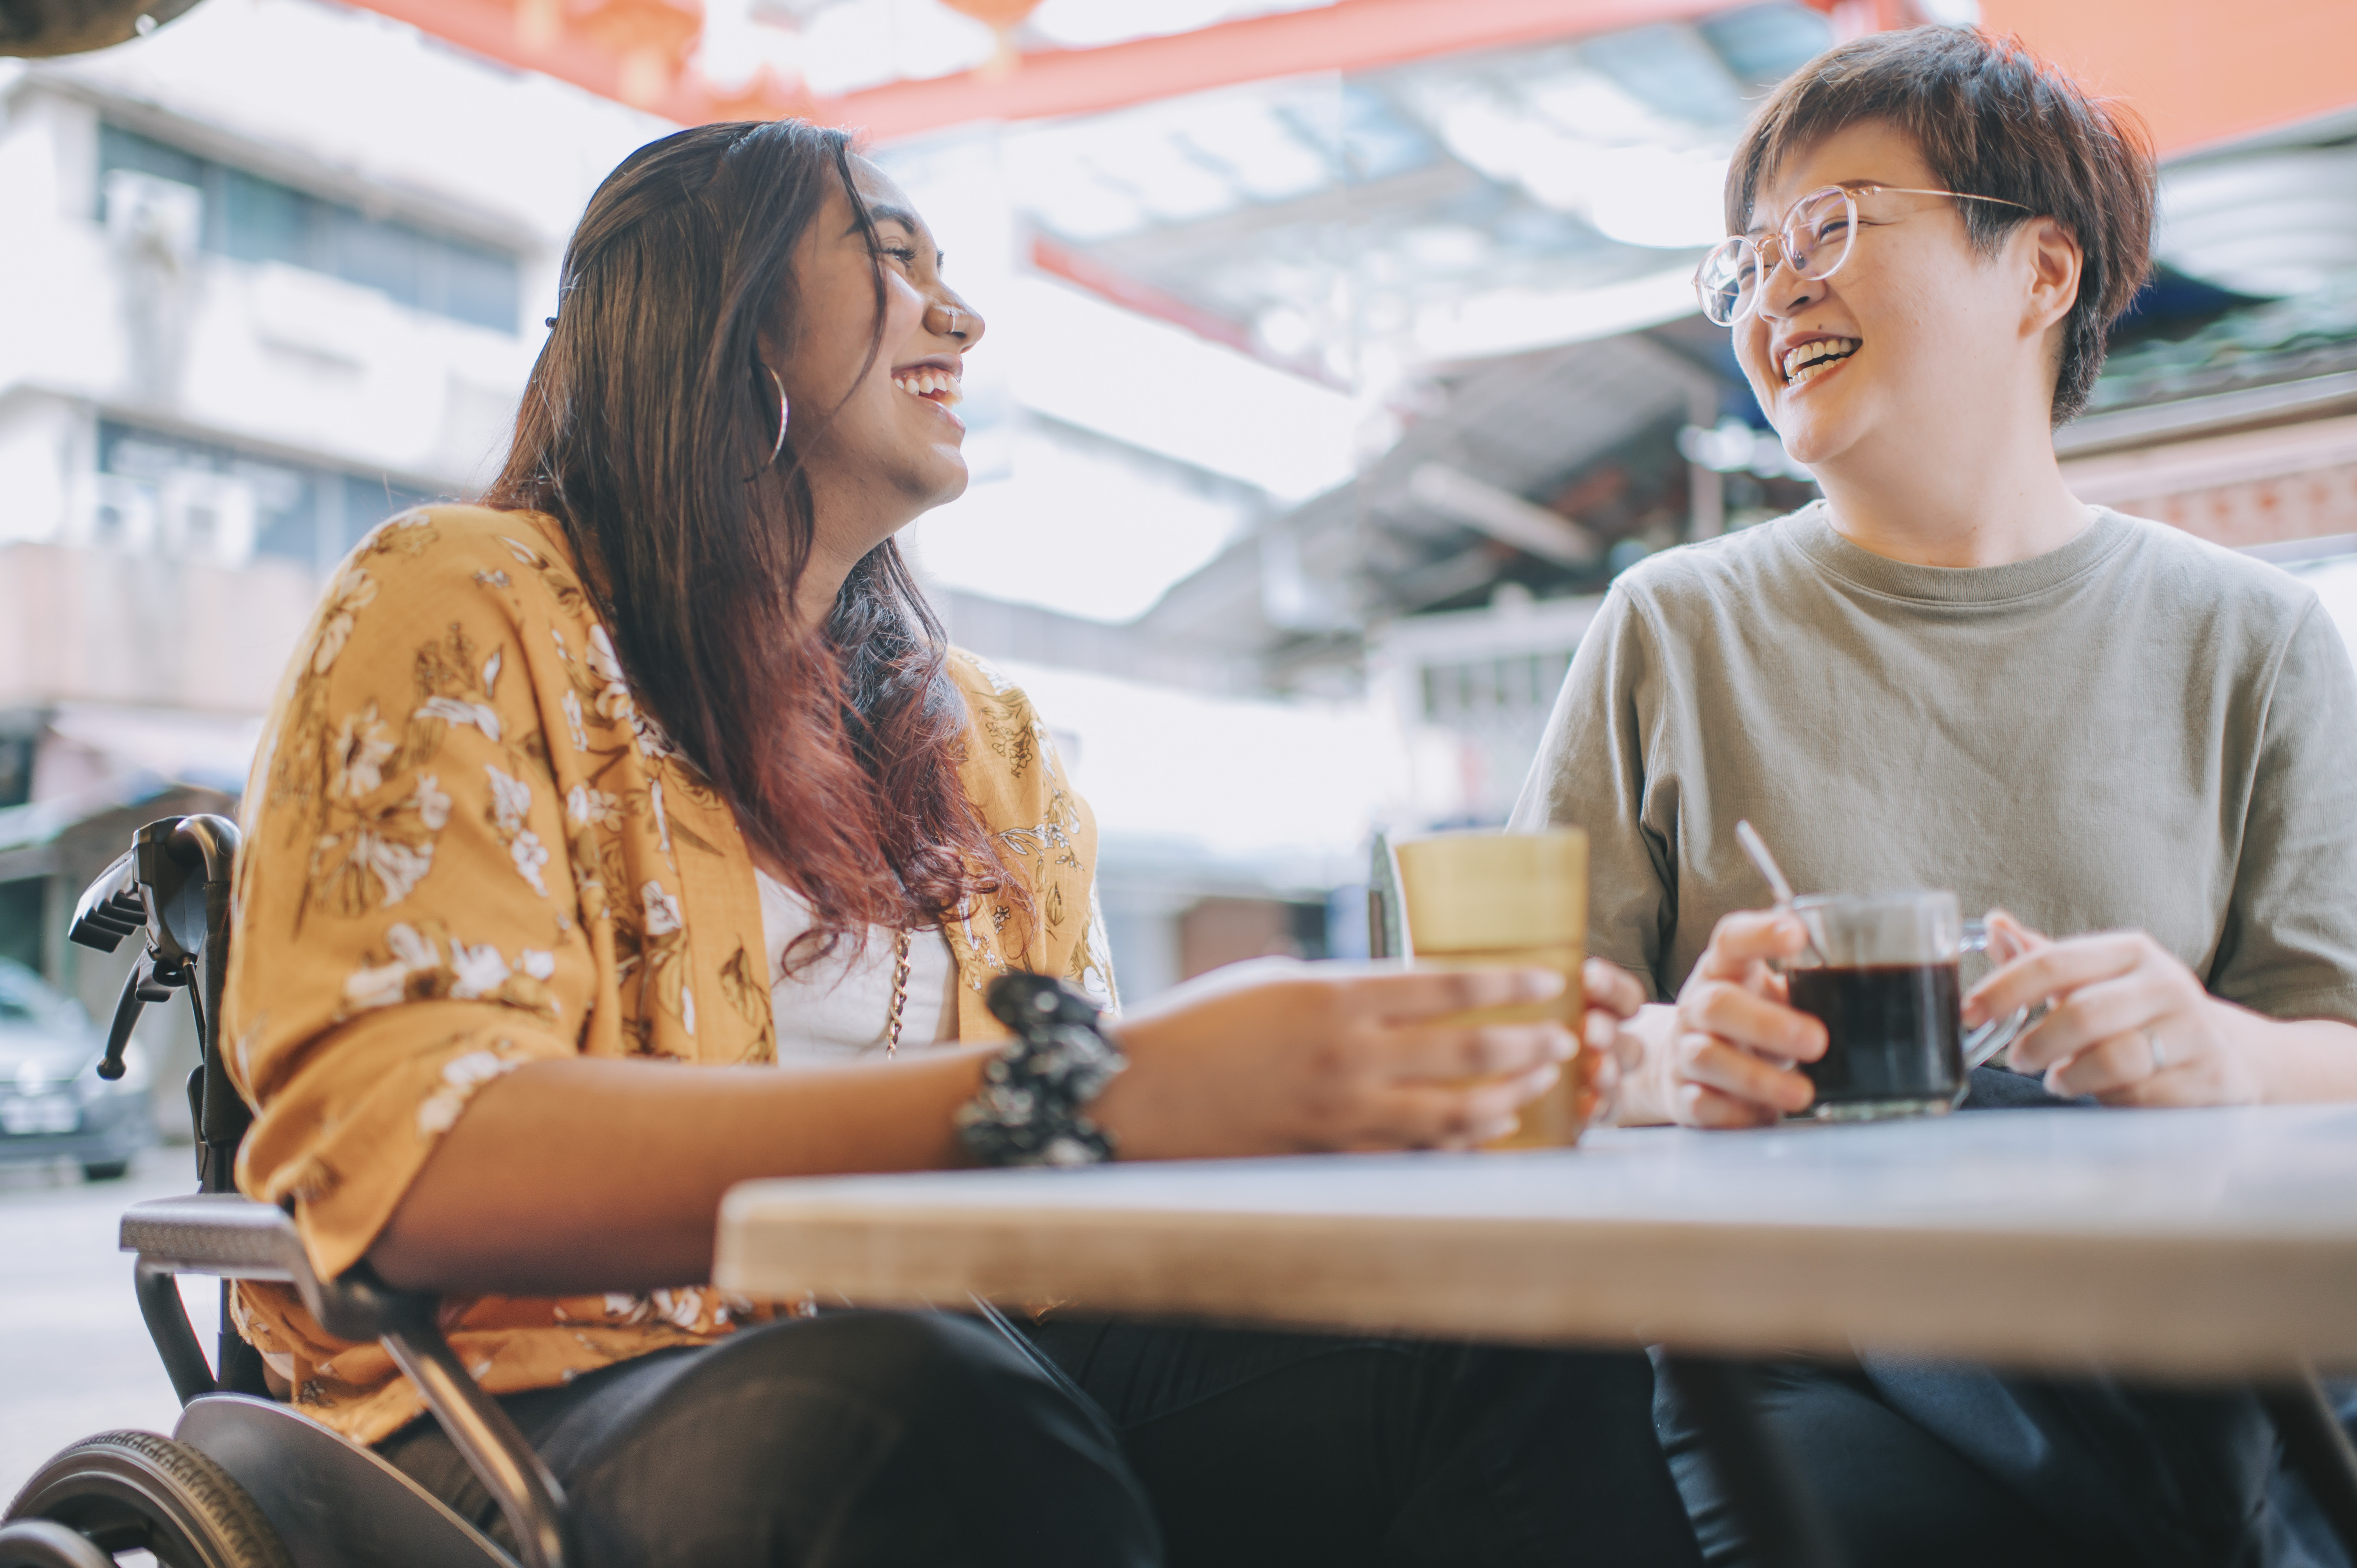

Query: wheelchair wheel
left=4, top=1431, right=292, bottom=1568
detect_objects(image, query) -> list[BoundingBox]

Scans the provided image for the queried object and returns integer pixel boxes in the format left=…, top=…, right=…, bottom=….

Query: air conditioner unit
left=104, top=170, right=203, bottom=267
left=87, top=471, right=159, bottom=551
left=157, top=469, right=258, bottom=565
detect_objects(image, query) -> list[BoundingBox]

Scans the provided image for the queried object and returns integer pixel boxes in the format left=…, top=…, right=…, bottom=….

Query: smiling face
left=1732, top=119, right=2066, bottom=480
left=768, top=158, right=982, bottom=581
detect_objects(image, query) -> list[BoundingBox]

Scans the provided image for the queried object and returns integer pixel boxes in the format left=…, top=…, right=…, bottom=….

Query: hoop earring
left=765, top=366, right=790, bottom=466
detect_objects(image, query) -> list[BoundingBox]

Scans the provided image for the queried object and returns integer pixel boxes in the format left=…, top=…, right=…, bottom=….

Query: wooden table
left=716, top=1105, right=2357, bottom=1568
left=717, top=1104, right=2357, bottom=1377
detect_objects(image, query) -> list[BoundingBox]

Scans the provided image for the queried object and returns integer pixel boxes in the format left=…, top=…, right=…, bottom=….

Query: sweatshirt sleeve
left=1508, top=585, right=1679, bottom=1000
left=2208, top=597, right=2357, bottom=1024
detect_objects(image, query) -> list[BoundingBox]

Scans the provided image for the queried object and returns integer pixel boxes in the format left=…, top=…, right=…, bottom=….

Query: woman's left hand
left=1964, top=911, right=2265, bottom=1106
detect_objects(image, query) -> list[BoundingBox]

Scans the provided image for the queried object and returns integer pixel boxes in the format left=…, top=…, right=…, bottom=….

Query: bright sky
left=906, top=425, right=1259, bottom=623
left=1000, top=278, right=1360, bottom=503
left=879, top=139, right=1365, bottom=625
left=996, top=656, right=1406, bottom=885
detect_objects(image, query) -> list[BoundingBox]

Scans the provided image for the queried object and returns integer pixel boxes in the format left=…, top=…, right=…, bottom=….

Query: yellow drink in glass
left=1394, top=830, right=1589, bottom=1149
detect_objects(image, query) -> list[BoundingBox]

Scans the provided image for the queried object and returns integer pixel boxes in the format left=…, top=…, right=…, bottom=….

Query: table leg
left=1660, top=1355, right=1846, bottom=1568
left=2261, top=1374, right=2357, bottom=1559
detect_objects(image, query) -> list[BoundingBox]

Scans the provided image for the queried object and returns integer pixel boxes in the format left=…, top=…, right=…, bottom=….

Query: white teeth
left=1781, top=338, right=1859, bottom=383
left=893, top=369, right=962, bottom=406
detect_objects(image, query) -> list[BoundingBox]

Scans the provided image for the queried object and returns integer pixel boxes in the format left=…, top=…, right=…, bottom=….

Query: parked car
left=0, top=955, right=156, bottom=1180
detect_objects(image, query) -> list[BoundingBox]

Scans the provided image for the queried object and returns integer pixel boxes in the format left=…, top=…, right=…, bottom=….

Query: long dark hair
left=484, top=120, right=1016, bottom=968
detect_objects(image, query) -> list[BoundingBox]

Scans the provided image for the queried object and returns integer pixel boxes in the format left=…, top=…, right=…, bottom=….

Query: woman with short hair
left=1515, top=25, right=2357, bottom=1566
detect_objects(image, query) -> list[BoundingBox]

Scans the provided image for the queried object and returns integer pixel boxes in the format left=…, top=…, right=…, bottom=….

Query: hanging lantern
left=1, top=0, right=202, bottom=56
left=935, top=0, right=1039, bottom=76
left=936, top=0, right=1040, bottom=26
left=560, top=0, right=702, bottom=108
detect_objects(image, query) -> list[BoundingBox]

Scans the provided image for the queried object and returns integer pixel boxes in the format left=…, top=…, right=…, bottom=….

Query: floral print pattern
left=946, top=656, right=1118, bottom=1012
left=223, top=506, right=1113, bottom=1448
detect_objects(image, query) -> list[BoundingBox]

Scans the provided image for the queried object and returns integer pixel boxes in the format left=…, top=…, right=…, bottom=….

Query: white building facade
left=0, top=6, right=671, bottom=726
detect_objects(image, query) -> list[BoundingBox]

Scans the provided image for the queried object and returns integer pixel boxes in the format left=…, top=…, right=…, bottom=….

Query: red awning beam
left=346, top=0, right=1737, bottom=139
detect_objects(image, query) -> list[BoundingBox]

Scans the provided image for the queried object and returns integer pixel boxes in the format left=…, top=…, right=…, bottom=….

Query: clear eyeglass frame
left=1693, top=183, right=2034, bottom=327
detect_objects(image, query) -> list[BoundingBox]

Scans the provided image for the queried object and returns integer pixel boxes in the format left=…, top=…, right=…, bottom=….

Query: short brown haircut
left=1726, top=25, right=2157, bottom=426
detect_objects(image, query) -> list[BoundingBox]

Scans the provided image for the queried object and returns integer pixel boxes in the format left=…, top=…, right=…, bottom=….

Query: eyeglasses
left=1693, top=184, right=2033, bottom=327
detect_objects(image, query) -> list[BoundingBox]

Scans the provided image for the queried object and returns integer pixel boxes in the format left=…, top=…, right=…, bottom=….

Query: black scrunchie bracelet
left=956, top=974, right=1128, bottom=1167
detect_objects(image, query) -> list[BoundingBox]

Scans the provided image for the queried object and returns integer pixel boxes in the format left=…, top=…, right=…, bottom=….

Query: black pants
left=1654, top=1355, right=2344, bottom=1568
left=385, top=1310, right=1701, bottom=1568
left=1652, top=1072, right=2347, bottom=1568
left=382, top=1311, right=1161, bottom=1568
left=1020, top=1318, right=1703, bottom=1568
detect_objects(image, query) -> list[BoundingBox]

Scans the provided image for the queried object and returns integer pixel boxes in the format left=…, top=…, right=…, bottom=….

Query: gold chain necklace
left=885, top=928, right=911, bottom=1058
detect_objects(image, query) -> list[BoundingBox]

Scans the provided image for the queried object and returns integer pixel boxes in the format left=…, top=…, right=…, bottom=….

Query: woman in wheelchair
left=200, top=122, right=1702, bottom=1567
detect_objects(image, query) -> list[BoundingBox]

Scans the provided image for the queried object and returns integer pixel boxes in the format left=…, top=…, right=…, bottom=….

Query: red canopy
left=341, top=0, right=2357, bottom=154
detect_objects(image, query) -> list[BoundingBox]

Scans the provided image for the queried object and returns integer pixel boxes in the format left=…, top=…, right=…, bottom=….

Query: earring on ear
left=766, top=366, right=790, bottom=465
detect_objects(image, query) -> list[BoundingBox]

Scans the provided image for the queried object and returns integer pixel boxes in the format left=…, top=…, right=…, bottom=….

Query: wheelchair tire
left=4, top=1430, right=293, bottom=1568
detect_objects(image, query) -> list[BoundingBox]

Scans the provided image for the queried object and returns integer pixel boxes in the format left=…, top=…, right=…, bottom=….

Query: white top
left=716, top=1105, right=2357, bottom=1379
left=756, top=869, right=957, bottom=1059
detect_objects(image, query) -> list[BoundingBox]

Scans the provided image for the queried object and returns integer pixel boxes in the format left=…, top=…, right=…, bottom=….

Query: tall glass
left=1393, top=830, right=1588, bottom=1148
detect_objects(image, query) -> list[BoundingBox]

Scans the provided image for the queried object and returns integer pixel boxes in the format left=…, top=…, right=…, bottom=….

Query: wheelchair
left=0, top=816, right=571, bottom=1568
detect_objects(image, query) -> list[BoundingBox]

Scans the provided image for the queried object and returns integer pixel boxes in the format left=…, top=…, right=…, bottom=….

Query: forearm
left=371, top=1050, right=988, bottom=1295
left=2221, top=1004, right=2357, bottom=1103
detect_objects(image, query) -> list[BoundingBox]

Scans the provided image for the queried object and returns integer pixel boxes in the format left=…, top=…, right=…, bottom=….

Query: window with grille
left=99, top=122, right=521, bottom=334
left=95, top=420, right=436, bottom=571
left=1418, top=650, right=1574, bottom=727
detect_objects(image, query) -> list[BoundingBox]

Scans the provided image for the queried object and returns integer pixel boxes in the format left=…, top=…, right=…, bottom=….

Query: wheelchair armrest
left=121, top=1194, right=310, bottom=1277
left=121, top=1195, right=579, bottom=1568
left=121, top=1194, right=432, bottom=1342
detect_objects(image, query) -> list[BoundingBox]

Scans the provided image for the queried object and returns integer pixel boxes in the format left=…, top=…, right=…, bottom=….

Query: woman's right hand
left=1663, top=909, right=1828, bottom=1127
left=1091, top=962, right=1576, bottom=1158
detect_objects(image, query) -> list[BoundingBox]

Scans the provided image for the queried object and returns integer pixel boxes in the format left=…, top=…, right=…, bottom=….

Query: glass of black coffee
left=1783, top=890, right=2032, bottom=1121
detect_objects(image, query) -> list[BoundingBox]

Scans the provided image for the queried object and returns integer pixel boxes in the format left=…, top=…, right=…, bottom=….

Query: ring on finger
left=2145, top=1027, right=2168, bottom=1074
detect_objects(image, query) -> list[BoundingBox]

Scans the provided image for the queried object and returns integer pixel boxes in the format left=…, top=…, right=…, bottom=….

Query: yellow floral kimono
left=222, top=503, right=1114, bottom=1446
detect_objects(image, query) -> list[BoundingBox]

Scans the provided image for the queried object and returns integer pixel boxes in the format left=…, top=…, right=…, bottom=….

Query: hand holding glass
left=1394, top=830, right=1590, bottom=1147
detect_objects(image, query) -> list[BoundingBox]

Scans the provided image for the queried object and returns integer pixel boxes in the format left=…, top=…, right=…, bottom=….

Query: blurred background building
left=3, top=0, right=2355, bottom=1093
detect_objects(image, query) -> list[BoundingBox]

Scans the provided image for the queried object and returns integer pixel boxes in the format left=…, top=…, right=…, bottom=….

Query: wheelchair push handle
left=69, top=813, right=237, bottom=962
left=96, top=957, right=174, bottom=1081
left=70, top=814, right=245, bottom=1181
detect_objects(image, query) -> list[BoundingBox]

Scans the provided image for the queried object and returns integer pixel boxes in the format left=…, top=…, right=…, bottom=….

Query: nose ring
left=941, top=306, right=963, bottom=339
